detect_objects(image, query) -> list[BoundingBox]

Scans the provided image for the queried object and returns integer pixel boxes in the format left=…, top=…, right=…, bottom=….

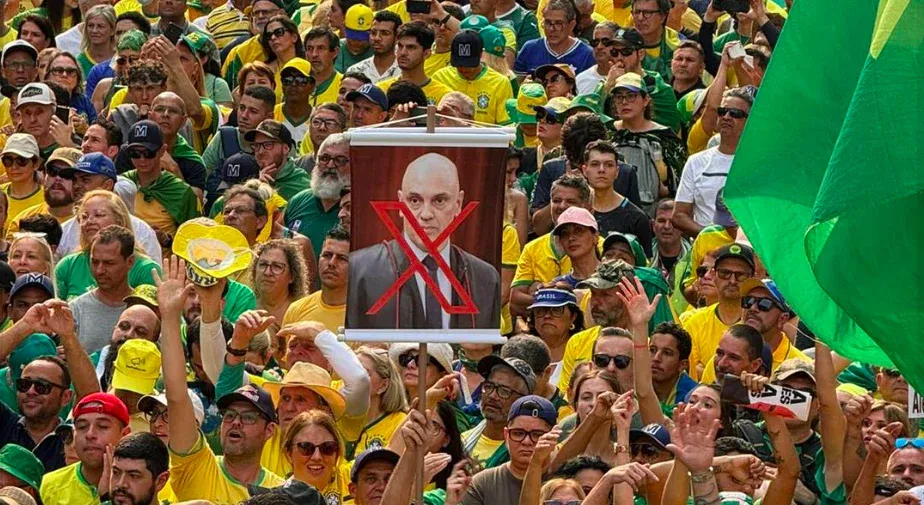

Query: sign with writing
left=909, top=385, right=924, bottom=419
left=720, top=375, right=813, bottom=421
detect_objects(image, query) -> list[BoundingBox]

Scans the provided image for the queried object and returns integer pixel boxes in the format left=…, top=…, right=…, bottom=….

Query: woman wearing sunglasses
left=283, top=410, right=352, bottom=503
left=526, top=285, right=585, bottom=386
left=260, top=15, right=306, bottom=101
left=389, top=342, right=454, bottom=403
left=534, top=64, right=577, bottom=99
left=43, top=50, right=97, bottom=128
left=90, top=30, right=145, bottom=114
left=533, top=97, right=570, bottom=170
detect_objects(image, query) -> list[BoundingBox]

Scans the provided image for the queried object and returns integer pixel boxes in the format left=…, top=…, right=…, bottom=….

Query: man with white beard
left=284, top=133, right=352, bottom=260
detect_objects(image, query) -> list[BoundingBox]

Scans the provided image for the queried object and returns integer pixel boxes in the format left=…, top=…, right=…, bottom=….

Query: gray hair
left=438, top=92, right=475, bottom=120
left=318, top=132, right=349, bottom=154
left=80, top=5, right=117, bottom=52
left=723, top=86, right=756, bottom=107
left=544, top=0, right=577, bottom=21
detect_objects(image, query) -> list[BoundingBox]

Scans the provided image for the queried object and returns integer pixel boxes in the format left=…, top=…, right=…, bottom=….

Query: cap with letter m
left=127, top=120, right=164, bottom=152
left=451, top=30, right=483, bottom=68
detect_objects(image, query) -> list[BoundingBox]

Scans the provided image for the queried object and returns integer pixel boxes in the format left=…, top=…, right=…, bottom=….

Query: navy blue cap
left=630, top=423, right=671, bottom=450
left=10, top=273, right=54, bottom=299
left=219, top=153, right=260, bottom=190
left=127, top=120, right=164, bottom=152
left=350, top=448, right=400, bottom=483
left=217, top=384, right=277, bottom=424
left=507, top=395, right=556, bottom=426
left=65, top=152, right=117, bottom=181
left=346, top=84, right=388, bottom=111
left=527, top=287, right=579, bottom=311
left=451, top=30, right=483, bottom=68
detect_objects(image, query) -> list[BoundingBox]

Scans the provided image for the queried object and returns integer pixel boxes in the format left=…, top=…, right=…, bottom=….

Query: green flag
left=725, top=0, right=924, bottom=389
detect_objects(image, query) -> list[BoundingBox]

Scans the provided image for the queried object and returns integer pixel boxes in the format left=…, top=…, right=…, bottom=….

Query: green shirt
left=223, top=280, right=257, bottom=322
left=283, top=188, right=340, bottom=259
left=273, top=159, right=311, bottom=201
left=496, top=4, right=540, bottom=49
left=54, top=251, right=163, bottom=301
left=335, top=39, right=374, bottom=74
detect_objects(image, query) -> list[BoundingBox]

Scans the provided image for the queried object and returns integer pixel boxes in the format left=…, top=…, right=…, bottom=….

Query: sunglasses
left=46, top=164, right=75, bottom=180
left=2, top=155, right=33, bottom=167
left=16, top=377, right=68, bottom=395
left=610, top=47, right=637, bottom=57
left=50, top=66, right=79, bottom=76
left=128, top=148, right=157, bottom=159
left=631, top=443, right=663, bottom=458
left=593, top=353, right=632, bottom=369
left=540, top=74, right=566, bottom=86
left=717, top=107, right=749, bottom=119
left=295, top=440, right=339, bottom=457
left=268, top=27, right=289, bottom=39
left=696, top=265, right=709, bottom=277
left=882, top=368, right=903, bottom=378
left=590, top=38, right=613, bottom=47
left=532, top=305, right=566, bottom=317
left=715, top=268, right=751, bottom=282
left=741, top=296, right=779, bottom=312
left=896, top=438, right=924, bottom=449
left=535, top=109, right=561, bottom=125
left=282, top=75, right=312, bottom=86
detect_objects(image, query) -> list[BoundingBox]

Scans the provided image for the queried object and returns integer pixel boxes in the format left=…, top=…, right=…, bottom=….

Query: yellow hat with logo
left=281, top=57, right=312, bottom=78
left=172, top=219, right=253, bottom=287
left=111, top=339, right=162, bottom=395
left=507, top=82, right=547, bottom=125
left=124, top=284, right=158, bottom=310
left=344, top=4, right=374, bottom=40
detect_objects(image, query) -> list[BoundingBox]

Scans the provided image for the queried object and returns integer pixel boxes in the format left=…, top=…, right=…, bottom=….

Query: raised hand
left=444, top=461, right=473, bottom=505
left=607, top=462, right=659, bottom=493
left=717, top=454, right=766, bottom=493
left=98, top=444, right=113, bottom=497
left=590, top=391, right=619, bottom=422
left=530, top=427, right=562, bottom=470
left=42, top=300, right=77, bottom=339
left=231, top=310, right=276, bottom=348
left=424, top=452, right=452, bottom=484
left=740, top=371, right=770, bottom=396
left=610, top=389, right=637, bottom=431
left=667, top=403, right=721, bottom=472
left=153, top=256, right=194, bottom=315
left=426, top=372, right=461, bottom=408
left=615, top=276, right=661, bottom=329
left=868, top=422, right=905, bottom=461
left=878, top=490, right=922, bottom=505
left=401, top=409, right=432, bottom=451
left=844, top=394, right=874, bottom=427
left=276, top=320, right=328, bottom=343
left=19, top=303, right=51, bottom=334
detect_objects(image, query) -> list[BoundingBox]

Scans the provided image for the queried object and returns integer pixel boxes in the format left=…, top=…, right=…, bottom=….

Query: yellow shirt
left=171, top=431, right=285, bottom=505
left=222, top=36, right=266, bottom=83
left=0, top=28, right=18, bottom=49
left=512, top=233, right=569, bottom=289
left=424, top=51, right=452, bottom=78
left=556, top=325, right=601, bottom=393
left=377, top=76, right=452, bottom=106
left=40, top=462, right=98, bottom=505
left=687, top=117, right=711, bottom=155
left=500, top=223, right=520, bottom=335
left=1, top=183, right=44, bottom=232
left=681, top=304, right=734, bottom=378
left=260, top=425, right=291, bottom=478
left=432, top=65, right=513, bottom=125
left=320, top=459, right=354, bottom=505
left=0, top=97, right=10, bottom=129
left=464, top=430, right=505, bottom=467
left=6, top=202, right=72, bottom=238
left=351, top=411, right=407, bottom=460
left=311, top=72, right=343, bottom=107
left=699, top=335, right=812, bottom=384
left=283, top=291, right=347, bottom=333
left=384, top=0, right=411, bottom=22
left=135, top=192, right=178, bottom=235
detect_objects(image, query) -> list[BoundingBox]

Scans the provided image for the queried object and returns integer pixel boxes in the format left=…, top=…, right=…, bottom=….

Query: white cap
left=0, top=134, right=40, bottom=159
left=137, top=390, right=206, bottom=426
left=1, top=40, right=37, bottom=67
left=17, top=83, right=55, bottom=108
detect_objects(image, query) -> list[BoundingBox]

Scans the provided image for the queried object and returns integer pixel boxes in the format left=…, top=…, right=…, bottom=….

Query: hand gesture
left=259, top=163, right=278, bottom=184
left=424, top=452, right=453, bottom=483
left=666, top=0, right=687, bottom=29
left=717, top=454, right=766, bottom=491
left=615, top=276, right=661, bottom=330
left=666, top=403, right=720, bottom=472
left=400, top=408, right=432, bottom=450
left=148, top=36, right=182, bottom=70
left=868, top=422, right=905, bottom=461
left=444, top=461, right=473, bottom=505
left=231, top=310, right=276, bottom=348
left=153, top=256, right=194, bottom=315
left=19, top=303, right=51, bottom=334
left=843, top=394, right=874, bottom=427
left=745, top=0, right=768, bottom=23
left=159, top=152, right=182, bottom=178
left=427, top=0, right=448, bottom=21
left=740, top=372, right=769, bottom=396
left=704, top=0, right=721, bottom=22
left=606, top=462, right=659, bottom=492
left=193, top=277, right=226, bottom=308
left=276, top=320, right=328, bottom=343
left=590, top=391, right=619, bottom=422
left=879, top=491, right=922, bottom=505
left=426, top=372, right=461, bottom=408
left=610, top=390, right=637, bottom=431
left=390, top=102, right=419, bottom=123
left=530, top=427, right=562, bottom=470
left=98, top=444, right=114, bottom=496
left=721, top=42, right=745, bottom=67
left=42, top=300, right=77, bottom=339
left=49, top=115, right=76, bottom=148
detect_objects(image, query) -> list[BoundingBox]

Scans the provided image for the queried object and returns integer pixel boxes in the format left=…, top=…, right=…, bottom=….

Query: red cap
left=73, top=392, right=130, bottom=427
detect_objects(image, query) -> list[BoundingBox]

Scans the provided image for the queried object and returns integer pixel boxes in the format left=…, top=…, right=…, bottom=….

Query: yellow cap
left=172, top=220, right=253, bottom=287
left=545, top=96, right=572, bottom=113
left=612, top=72, right=646, bottom=94
left=344, top=4, right=374, bottom=40
left=124, top=284, right=158, bottom=309
left=514, top=82, right=547, bottom=124
left=111, top=339, right=162, bottom=395
left=281, top=57, right=312, bottom=78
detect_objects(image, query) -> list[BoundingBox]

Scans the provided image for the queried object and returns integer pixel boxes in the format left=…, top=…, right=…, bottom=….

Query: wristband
left=226, top=342, right=248, bottom=357
left=690, top=468, right=714, bottom=483
left=613, top=444, right=630, bottom=454
left=634, top=343, right=649, bottom=349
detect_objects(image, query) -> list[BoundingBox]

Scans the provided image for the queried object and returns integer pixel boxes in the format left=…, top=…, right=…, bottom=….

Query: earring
left=570, top=323, right=575, bottom=330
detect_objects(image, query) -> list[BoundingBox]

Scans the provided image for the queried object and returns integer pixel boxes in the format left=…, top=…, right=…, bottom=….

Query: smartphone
left=727, top=40, right=747, bottom=60
left=55, top=106, right=71, bottom=123
left=164, top=23, right=184, bottom=45
left=407, top=0, right=432, bottom=14
left=714, top=0, right=750, bottom=13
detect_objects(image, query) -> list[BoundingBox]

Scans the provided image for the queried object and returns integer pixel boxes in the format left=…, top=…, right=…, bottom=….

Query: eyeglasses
left=613, top=92, right=641, bottom=103
left=542, top=19, right=566, bottom=30
left=50, top=66, right=79, bottom=76
left=128, top=148, right=157, bottom=159
left=295, top=440, right=339, bottom=457
left=257, top=260, right=288, bottom=275
left=631, top=443, right=663, bottom=458
left=610, top=47, right=637, bottom=57
left=220, top=409, right=264, bottom=425
left=251, top=140, right=280, bottom=151
left=593, top=353, right=632, bottom=369
left=696, top=265, right=709, bottom=278
left=317, top=154, right=350, bottom=167
left=152, top=104, right=184, bottom=116
left=741, top=296, right=780, bottom=312
left=252, top=7, right=278, bottom=18
left=267, top=27, right=289, bottom=39
left=590, top=38, right=613, bottom=47
left=717, top=107, right=749, bottom=119
left=311, top=118, right=340, bottom=129
left=3, top=61, right=35, bottom=71
left=2, top=155, right=33, bottom=167
left=715, top=268, right=751, bottom=282
left=116, top=56, right=139, bottom=66
left=532, top=305, right=565, bottom=317
left=143, top=408, right=169, bottom=423
left=541, top=74, right=566, bottom=86
left=45, top=164, right=75, bottom=180
left=482, top=380, right=526, bottom=400
left=507, top=428, right=550, bottom=443
left=883, top=369, right=903, bottom=379
left=16, top=377, right=68, bottom=395
left=224, top=205, right=255, bottom=216
left=632, top=7, right=662, bottom=18
left=896, top=438, right=924, bottom=449
left=282, top=75, right=312, bottom=86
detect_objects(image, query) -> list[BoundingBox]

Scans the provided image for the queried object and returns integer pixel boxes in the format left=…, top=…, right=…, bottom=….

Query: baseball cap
left=602, top=231, right=648, bottom=267
left=346, top=83, right=388, bottom=111
left=261, top=361, right=347, bottom=419
left=344, top=4, right=374, bottom=40
left=629, top=423, right=671, bottom=451
left=612, top=72, right=646, bottom=94
left=179, top=31, right=217, bottom=58
left=451, top=30, right=483, bottom=68
left=123, top=284, right=159, bottom=310
left=217, top=384, right=278, bottom=423
left=0, top=445, right=44, bottom=491
left=64, top=152, right=117, bottom=181
left=248, top=480, right=323, bottom=505
left=243, top=119, right=294, bottom=147
left=552, top=206, right=597, bottom=236
left=507, top=395, right=556, bottom=426
left=459, top=15, right=490, bottom=31
left=738, top=277, right=790, bottom=310
left=713, top=242, right=756, bottom=269
left=112, top=339, right=162, bottom=395
left=508, top=83, right=546, bottom=124
left=281, top=57, right=313, bottom=79
left=388, top=342, right=454, bottom=374
left=74, top=392, right=131, bottom=427
left=0, top=486, right=37, bottom=505
left=127, top=120, right=164, bottom=152
left=9, top=334, right=57, bottom=382
left=0, top=261, right=15, bottom=292
left=534, top=63, right=576, bottom=83
left=565, top=93, right=614, bottom=123
left=677, top=88, right=707, bottom=126
left=479, top=25, right=506, bottom=57
left=477, top=355, right=537, bottom=393
left=527, top=287, right=579, bottom=311
left=1, top=40, right=38, bottom=67
left=45, top=147, right=82, bottom=169
left=138, top=390, right=206, bottom=425
left=1, top=133, right=40, bottom=159
left=10, top=273, right=54, bottom=300
left=351, top=448, right=400, bottom=483
left=16, top=83, right=55, bottom=108
left=612, top=27, right=644, bottom=49
left=771, top=358, right=816, bottom=385
left=219, top=153, right=261, bottom=190
left=576, top=259, right=636, bottom=290
left=534, top=96, right=572, bottom=124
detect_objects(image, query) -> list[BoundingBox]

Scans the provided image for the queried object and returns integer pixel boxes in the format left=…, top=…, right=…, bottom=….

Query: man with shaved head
left=347, top=153, right=500, bottom=329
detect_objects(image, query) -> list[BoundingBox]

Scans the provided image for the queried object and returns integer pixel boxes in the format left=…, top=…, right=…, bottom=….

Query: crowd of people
left=0, top=0, right=919, bottom=504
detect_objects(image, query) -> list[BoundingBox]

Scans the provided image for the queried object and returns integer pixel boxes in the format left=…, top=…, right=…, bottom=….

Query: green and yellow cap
left=512, top=82, right=547, bottom=124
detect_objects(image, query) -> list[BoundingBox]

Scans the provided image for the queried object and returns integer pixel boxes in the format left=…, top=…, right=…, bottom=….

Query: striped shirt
left=205, top=1, right=251, bottom=50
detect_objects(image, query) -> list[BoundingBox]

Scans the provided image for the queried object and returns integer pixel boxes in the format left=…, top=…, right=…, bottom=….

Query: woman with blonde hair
left=282, top=410, right=351, bottom=503
left=480, top=26, right=518, bottom=94
left=76, top=4, right=117, bottom=78
left=8, top=234, right=54, bottom=278
left=351, top=346, right=409, bottom=458
left=54, top=190, right=161, bottom=299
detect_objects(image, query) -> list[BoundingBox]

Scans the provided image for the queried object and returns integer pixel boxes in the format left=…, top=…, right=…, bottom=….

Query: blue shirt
left=514, top=37, right=596, bottom=77
left=84, top=59, right=115, bottom=99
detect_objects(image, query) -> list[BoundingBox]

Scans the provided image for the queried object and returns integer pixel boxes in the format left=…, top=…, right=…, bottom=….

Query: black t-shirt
left=594, top=198, right=653, bottom=257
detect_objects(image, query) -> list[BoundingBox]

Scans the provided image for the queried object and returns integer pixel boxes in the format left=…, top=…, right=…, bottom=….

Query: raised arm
left=664, top=403, right=722, bottom=505
left=0, top=305, right=49, bottom=362
left=45, top=300, right=100, bottom=400
left=155, top=257, right=200, bottom=454
left=848, top=422, right=905, bottom=505
left=740, top=373, right=799, bottom=505
left=519, top=428, right=562, bottom=505
left=147, top=36, right=206, bottom=125
left=616, top=276, right=668, bottom=426
left=380, top=409, right=433, bottom=505
left=583, top=463, right=660, bottom=505
left=193, top=279, right=228, bottom=384
left=549, top=391, right=617, bottom=472
left=816, top=341, right=847, bottom=494
left=843, top=394, right=874, bottom=491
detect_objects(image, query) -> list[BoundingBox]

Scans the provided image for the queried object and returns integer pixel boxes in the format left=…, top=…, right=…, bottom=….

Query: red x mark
left=365, top=200, right=480, bottom=315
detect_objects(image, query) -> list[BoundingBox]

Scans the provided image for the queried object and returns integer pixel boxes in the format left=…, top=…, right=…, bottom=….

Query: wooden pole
left=415, top=342, right=429, bottom=505
left=426, top=104, right=436, bottom=133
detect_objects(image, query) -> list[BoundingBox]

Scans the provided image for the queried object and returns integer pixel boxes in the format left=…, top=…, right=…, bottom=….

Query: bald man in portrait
left=347, top=153, right=501, bottom=330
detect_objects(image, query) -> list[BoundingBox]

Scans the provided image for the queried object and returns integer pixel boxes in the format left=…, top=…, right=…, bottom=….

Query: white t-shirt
left=57, top=214, right=163, bottom=266
left=575, top=64, right=605, bottom=95
left=675, top=146, right=734, bottom=227
left=56, top=25, right=82, bottom=56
